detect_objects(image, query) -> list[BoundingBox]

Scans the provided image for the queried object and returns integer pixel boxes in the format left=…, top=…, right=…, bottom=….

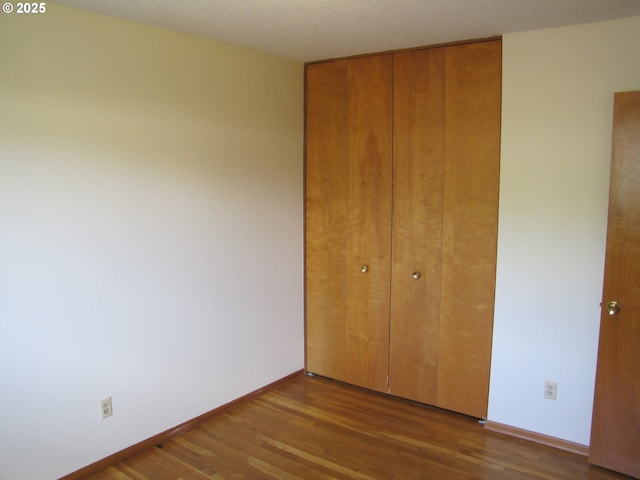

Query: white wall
left=0, top=4, right=303, bottom=479
left=490, top=16, right=640, bottom=445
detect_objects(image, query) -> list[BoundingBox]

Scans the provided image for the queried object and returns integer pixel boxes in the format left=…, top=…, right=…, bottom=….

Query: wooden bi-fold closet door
left=305, top=40, right=501, bottom=418
left=388, top=45, right=447, bottom=408
left=389, top=40, right=501, bottom=418
left=305, top=54, right=393, bottom=394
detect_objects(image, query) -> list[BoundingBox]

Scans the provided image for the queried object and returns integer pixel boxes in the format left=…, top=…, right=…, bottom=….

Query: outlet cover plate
left=544, top=380, right=557, bottom=400
left=101, top=396, right=113, bottom=419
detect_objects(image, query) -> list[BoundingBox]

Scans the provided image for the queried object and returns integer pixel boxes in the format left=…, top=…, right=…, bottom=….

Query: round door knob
left=606, top=301, right=620, bottom=316
left=361, top=265, right=369, bottom=273
left=411, top=272, right=421, bottom=280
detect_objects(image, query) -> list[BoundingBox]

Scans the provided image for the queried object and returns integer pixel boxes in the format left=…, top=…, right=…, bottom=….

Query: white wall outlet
left=100, top=396, right=113, bottom=419
left=544, top=380, right=557, bottom=400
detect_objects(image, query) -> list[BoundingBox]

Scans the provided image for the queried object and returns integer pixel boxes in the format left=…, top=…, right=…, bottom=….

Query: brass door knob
left=606, top=301, right=620, bottom=316
left=361, top=265, right=369, bottom=273
left=411, top=272, right=421, bottom=280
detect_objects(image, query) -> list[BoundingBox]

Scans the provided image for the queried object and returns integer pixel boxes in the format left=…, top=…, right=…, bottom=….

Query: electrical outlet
left=544, top=380, right=557, bottom=400
left=100, top=397, right=113, bottom=419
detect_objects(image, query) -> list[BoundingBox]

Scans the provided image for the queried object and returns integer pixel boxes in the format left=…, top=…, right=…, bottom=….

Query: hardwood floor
left=85, top=374, right=630, bottom=479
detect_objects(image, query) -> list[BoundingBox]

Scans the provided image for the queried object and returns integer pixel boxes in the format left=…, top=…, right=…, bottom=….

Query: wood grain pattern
left=305, top=55, right=393, bottom=392
left=305, top=59, right=350, bottom=382
left=589, top=91, right=640, bottom=478
left=438, top=40, right=501, bottom=418
left=83, top=374, right=631, bottom=480
left=343, top=55, right=393, bottom=392
left=389, top=46, right=446, bottom=404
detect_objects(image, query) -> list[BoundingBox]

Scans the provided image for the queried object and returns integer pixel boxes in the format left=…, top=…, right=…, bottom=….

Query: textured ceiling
left=53, top=0, right=640, bottom=62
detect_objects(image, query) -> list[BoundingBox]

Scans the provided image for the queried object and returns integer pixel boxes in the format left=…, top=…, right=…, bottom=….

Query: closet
left=305, top=39, right=501, bottom=419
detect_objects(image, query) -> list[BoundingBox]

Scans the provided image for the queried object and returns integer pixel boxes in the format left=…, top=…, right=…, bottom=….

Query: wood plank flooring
left=85, top=374, right=631, bottom=479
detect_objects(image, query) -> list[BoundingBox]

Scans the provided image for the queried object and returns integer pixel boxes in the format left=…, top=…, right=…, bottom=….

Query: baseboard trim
left=484, top=420, right=589, bottom=457
left=59, top=369, right=304, bottom=480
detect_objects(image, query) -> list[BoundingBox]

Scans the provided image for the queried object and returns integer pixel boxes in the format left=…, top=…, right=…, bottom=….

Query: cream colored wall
left=0, top=4, right=303, bottom=479
left=490, top=16, right=640, bottom=445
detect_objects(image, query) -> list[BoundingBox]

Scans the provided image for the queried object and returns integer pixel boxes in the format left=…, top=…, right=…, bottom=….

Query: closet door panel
left=305, top=55, right=393, bottom=393
left=305, top=60, right=350, bottom=381
left=438, top=40, right=501, bottom=418
left=344, top=55, right=393, bottom=392
left=389, top=47, right=446, bottom=404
